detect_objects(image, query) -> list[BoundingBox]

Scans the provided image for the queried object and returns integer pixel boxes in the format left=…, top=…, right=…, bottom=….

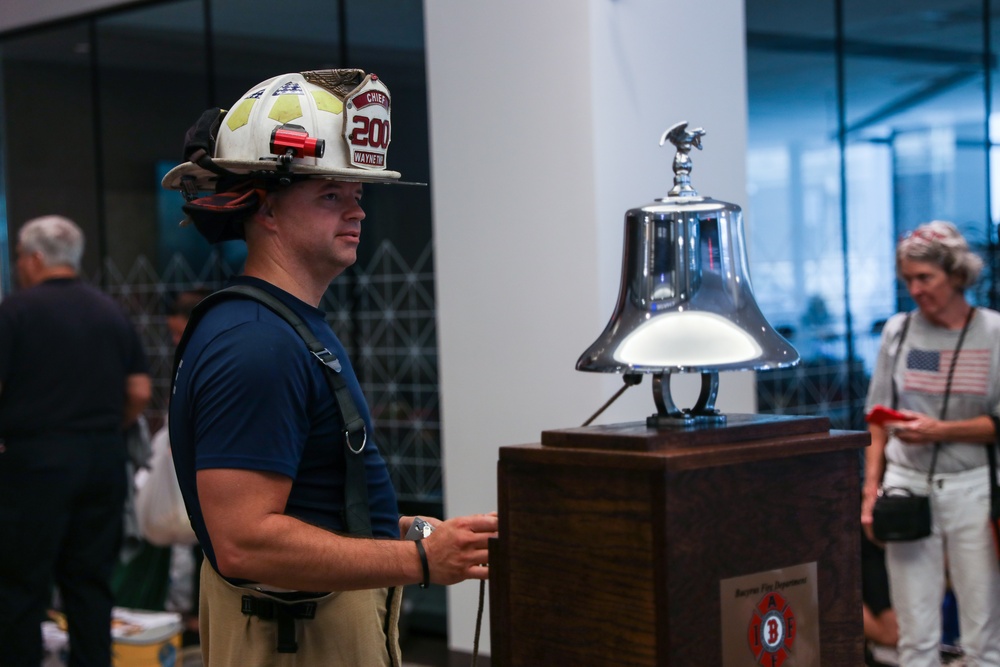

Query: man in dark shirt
left=0, top=215, right=152, bottom=666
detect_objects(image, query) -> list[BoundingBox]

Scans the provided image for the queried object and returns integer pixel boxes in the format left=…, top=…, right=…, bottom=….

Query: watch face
left=406, top=517, right=434, bottom=540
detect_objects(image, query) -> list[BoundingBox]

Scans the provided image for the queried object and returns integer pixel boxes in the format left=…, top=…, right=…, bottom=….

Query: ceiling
left=3, top=0, right=996, bottom=148
left=746, top=0, right=1000, bottom=147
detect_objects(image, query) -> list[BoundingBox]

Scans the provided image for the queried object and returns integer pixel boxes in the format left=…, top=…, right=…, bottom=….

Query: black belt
left=241, top=593, right=321, bottom=653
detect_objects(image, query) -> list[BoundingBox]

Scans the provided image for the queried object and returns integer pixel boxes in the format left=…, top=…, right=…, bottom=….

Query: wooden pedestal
left=489, top=414, right=868, bottom=666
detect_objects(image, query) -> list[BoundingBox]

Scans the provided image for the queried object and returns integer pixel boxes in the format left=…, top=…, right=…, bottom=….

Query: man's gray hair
left=18, top=215, right=85, bottom=272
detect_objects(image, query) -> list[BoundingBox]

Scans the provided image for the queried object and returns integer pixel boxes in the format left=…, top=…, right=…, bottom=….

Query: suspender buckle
left=312, top=348, right=342, bottom=372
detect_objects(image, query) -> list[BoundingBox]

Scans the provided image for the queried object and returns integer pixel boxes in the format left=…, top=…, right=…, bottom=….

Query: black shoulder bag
left=872, top=308, right=974, bottom=542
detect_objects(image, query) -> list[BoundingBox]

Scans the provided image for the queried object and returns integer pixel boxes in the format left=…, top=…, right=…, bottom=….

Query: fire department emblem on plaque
left=747, top=591, right=796, bottom=666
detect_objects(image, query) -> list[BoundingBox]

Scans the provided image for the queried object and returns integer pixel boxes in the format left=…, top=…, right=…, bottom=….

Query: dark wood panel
left=660, top=449, right=863, bottom=664
left=541, top=414, right=831, bottom=451
left=492, top=417, right=866, bottom=666
left=498, top=462, right=658, bottom=666
left=507, top=429, right=868, bottom=473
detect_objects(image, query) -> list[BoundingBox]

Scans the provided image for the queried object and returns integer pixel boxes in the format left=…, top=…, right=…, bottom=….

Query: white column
left=424, top=0, right=751, bottom=656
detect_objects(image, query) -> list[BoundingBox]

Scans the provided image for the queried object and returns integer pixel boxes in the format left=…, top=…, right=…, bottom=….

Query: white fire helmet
left=162, top=69, right=400, bottom=193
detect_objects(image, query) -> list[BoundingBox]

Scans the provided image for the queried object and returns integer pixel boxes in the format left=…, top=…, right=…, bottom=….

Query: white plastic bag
left=135, top=422, right=198, bottom=546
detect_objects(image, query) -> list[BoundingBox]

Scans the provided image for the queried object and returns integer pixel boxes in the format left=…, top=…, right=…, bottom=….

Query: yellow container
left=113, top=634, right=182, bottom=667
left=112, top=608, right=183, bottom=667
left=43, top=608, right=183, bottom=667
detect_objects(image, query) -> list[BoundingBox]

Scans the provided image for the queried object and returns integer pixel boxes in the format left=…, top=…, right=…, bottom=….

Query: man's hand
left=419, top=512, right=498, bottom=585
left=123, top=373, right=152, bottom=427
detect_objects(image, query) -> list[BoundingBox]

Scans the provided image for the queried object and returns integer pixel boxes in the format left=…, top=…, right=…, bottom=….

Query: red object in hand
left=865, top=405, right=914, bottom=426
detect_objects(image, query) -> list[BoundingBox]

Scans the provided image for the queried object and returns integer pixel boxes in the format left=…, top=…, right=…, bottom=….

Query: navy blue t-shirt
left=170, top=277, right=399, bottom=578
left=0, top=277, right=148, bottom=437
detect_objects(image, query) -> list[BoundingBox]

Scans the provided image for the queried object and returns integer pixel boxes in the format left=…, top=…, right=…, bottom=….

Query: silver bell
left=577, top=122, right=799, bottom=426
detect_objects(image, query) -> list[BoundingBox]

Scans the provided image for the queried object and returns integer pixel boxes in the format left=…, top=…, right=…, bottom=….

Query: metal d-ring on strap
left=174, top=284, right=373, bottom=538
left=309, top=347, right=368, bottom=456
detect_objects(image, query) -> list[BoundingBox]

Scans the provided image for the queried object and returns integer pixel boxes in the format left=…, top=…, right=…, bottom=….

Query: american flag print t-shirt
left=903, top=347, right=991, bottom=396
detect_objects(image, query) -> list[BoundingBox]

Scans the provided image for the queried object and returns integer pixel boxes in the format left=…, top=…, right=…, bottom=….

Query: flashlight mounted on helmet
left=269, top=123, right=325, bottom=168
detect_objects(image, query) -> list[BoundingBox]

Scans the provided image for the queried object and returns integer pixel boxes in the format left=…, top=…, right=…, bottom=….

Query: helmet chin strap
left=179, top=108, right=294, bottom=201
left=179, top=149, right=240, bottom=202
left=190, top=148, right=232, bottom=177
left=180, top=150, right=302, bottom=203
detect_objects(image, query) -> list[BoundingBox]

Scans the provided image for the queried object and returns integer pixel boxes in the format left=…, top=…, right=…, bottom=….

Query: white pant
left=883, top=463, right=1000, bottom=667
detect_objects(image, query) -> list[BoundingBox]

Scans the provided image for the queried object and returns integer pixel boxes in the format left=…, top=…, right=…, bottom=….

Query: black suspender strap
left=241, top=594, right=317, bottom=653
left=173, top=284, right=372, bottom=538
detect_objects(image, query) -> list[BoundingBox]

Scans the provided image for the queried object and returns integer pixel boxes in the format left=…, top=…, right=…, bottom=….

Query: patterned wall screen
left=92, top=241, right=442, bottom=505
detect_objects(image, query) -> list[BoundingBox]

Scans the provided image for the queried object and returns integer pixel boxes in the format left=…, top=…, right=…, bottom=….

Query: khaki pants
left=199, top=561, right=403, bottom=666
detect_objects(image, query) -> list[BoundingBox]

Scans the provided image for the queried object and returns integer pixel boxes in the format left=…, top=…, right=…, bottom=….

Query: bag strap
left=889, top=312, right=912, bottom=411
left=926, top=307, right=977, bottom=478
left=890, top=308, right=975, bottom=481
left=989, top=416, right=1000, bottom=522
left=887, top=312, right=942, bottom=479
left=172, top=284, right=372, bottom=537
left=987, top=418, right=1000, bottom=562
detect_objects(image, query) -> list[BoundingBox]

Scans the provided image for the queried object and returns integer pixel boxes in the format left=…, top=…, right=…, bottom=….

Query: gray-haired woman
left=862, top=220, right=1000, bottom=666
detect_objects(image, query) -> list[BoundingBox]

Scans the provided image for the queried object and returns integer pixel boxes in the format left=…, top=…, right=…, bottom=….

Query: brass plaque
left=720, top=562, right=820, bottom=667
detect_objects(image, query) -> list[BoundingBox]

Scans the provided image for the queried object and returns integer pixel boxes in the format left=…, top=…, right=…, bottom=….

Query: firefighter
left=162, top=69, right=496, bottom=666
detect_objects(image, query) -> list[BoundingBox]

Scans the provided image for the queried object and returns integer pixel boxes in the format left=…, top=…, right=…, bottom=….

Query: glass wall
left=12, top=0, right=997, bottom=499
left=0, top=0, right=441, bottom=511
left=747, top=0, right=998, bottom=429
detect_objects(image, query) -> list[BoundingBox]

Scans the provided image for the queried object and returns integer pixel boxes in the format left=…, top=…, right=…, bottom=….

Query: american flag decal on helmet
left=272, top=82, right=304, bottom=96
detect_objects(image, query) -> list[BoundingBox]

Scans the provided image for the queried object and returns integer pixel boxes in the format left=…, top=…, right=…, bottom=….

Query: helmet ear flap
left=181, top=188, right=261, bottom=243
left=183, top=108, right=226, bottom=163
left=181, top=108, right=246, bottom=191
